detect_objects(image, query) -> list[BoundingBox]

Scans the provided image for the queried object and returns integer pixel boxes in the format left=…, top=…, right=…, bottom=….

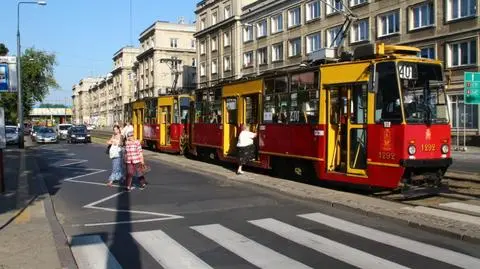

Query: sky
left=0, top=0, right=197, bottom=107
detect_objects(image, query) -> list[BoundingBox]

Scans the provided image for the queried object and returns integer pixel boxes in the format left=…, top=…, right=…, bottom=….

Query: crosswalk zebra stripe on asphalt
left=191, top=224, right=312, bottom=269
left=70, top=235, right=122, bottom=269
left=249, top=218, right=410, bottom=269
left=299, top=212, right=480, bottom=269
left=131, top=229, right=213, bottom=269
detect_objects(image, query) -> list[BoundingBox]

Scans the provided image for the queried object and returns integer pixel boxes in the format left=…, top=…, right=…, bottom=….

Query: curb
left=91, top=137, right=480, bottom=243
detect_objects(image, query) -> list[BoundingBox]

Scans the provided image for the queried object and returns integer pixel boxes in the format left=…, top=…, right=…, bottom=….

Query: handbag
left=105, top=144, right=111, bottom=154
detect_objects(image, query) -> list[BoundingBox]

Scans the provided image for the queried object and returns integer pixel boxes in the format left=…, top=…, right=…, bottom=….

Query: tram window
left=245, top=95, right=259, bottom=125
left=329, top=88, right=340, bottom=125
left=144, top=99, right=157, bottom=124
left=351, top=84, right=367, bottom=124
left=290, top=71, right=319, bottom=124
left=263, top=76, right=288, bottom=124
left=375, top=62, right=402, bottom=123
left=209, top=88, right=222, bottom=124
left=179, top=97, right=190, bottom=124
left=226, top=97, right=237, bottom=125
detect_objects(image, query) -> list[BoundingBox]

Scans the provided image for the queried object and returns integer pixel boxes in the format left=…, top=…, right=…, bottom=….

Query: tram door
left=133, top=108, right=144, bottom=141
left=159, top=105, right=171, bottom=146
left=242, top=94, right=260, bottom=160
left=328, top=84, right=367, bottom=175
left=224, top=97, right=238, bottom=156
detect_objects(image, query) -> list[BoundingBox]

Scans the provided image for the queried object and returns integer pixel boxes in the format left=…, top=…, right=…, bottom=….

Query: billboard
left=0, top=56, right=17, bottom=92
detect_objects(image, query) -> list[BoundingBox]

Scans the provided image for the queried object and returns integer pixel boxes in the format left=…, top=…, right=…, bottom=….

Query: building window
left=289, top=38, right=301, bottom=57
left=257, top=47, right=267, bottom=65
left=306, top=1, right=321, bottom=21
left=244, top=51, right=253, bottom=67
left=288, top=7, right=301, bottom=27
left=378, top=10, right=400, bottom=37
left=306, top=32, right=321, bottom=53
left=200, top=41, right=206, bottom=55
left=243, top=25, right=253, bottom=42
left=224, top=56, right=231, bottom=71
left=191, top=40, right=196, bottom=48
left=257, top=20, right=267, bottom=38
left=326, top=26, right=342, bottom=47
left=327, top=0, right=343, bottom=15
left=350, top=0, right=368, bottom=7
left=351, top=19, right=369, bottom=43
left=200, top=62, right=206, bottom=77
left=200, top=18, right=206, bottom=30
left=271, top=14, right=283, bottom=34
left=447, top=0, right=477, bottom=21
left=272, top=43, right=284, bottom=62
left=211, top=59, right=218, bottom=74
left=224, top=5, right=231, bottom=19
left=451, top=95, right=479, bottom=129
left=211, top=37, right=218, bottom=51
left=170, top=38, right=178, bottom=48
left=419, top=46, right=435, bottom=59
left=212, top=12, right=217, bottom=25
left=223, top=32, right=230, bottom=47
left=447, top=39, right=477, bottom=67
left=410, top=2, right=434, bottom=30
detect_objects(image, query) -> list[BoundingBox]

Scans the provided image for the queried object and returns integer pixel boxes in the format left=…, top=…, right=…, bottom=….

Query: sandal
left=107, top=181, right=113, bottom=187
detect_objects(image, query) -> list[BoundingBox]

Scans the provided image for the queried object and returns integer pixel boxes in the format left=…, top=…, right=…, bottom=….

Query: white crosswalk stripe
left=131, top=229, right=213, bottom=269
left=70, top=235, right=122, bottom=269
left=191, top=224, right=312, bottom=269
left=249, top=218, right=410, bottom=269
left=299, top=212, right=480, bottom=269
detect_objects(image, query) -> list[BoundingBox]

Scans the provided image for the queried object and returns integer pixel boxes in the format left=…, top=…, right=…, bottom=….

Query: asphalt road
left=34, top=142, right=480, bottom=269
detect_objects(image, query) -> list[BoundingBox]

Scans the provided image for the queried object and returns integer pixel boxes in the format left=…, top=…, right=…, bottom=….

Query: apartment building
left=72, top=77, right=103, bottom=124
left=195, top=0, right=479, bottom=137
left=134, top=21, right=197, bottom=99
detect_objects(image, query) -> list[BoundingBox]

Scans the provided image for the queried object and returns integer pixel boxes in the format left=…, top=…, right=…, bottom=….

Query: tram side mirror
left=368, top=64, right=377, bottom=93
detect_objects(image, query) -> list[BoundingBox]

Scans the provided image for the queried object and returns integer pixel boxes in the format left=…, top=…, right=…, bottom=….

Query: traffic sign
left=464, top=72, right=480, bottom=104
left=0, top=56, right=17, bottom=92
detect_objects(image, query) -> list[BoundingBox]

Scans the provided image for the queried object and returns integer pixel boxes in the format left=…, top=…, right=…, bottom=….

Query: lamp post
left=17, top=0, right=47, bottom=148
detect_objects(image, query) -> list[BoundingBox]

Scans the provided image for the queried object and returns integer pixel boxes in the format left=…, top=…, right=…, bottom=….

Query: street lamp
left=17, top=0, right=47, bottom=148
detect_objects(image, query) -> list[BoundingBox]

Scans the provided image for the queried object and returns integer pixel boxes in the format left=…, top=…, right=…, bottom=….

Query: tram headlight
left=408, top=145, right=416, bottom=155
left=441, top=144, right=449, bottom=154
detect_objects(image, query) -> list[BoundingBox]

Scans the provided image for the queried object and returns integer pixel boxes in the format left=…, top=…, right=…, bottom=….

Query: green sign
left=464, top=72, right=480, bottom=104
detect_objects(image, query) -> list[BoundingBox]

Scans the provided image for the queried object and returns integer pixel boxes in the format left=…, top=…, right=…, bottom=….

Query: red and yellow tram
left=127, top=43, right=452, bottom=190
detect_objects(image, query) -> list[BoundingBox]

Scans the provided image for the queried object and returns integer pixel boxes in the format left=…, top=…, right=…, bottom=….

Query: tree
left=39, top=103, right=67, bottom=108
left=0, top=43, right=8, bottom=56
left=0, top=47, right=58, bottom=122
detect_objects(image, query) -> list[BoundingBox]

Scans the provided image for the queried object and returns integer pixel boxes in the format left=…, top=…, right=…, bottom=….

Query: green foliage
left=39, top=103, right=67, bottom=108
left=0, top=43, right=8, bottom=56
left=0, top=47, right=58, bottom=122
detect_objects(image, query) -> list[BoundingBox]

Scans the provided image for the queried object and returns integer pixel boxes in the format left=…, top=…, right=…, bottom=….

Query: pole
left=463, top=100, right=467, bottom=151
left=456, top=102, right=459, bottom=150
left=17, top=3, right=24, bottom=149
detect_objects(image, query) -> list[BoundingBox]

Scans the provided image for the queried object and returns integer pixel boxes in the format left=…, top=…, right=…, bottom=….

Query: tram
left=126, top=94, right=192, bottom=154
left=125, top=43, right=452, bottom=190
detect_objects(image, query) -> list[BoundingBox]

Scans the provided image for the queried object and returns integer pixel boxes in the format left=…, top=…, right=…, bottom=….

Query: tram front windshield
left=398, top=62, right=449, bottom=124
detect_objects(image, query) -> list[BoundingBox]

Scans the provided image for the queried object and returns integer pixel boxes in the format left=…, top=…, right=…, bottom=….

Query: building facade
left=134, top=21, right=197, bottom=99
left=195, top=0, right=479, bottom=137
left=112, top=47, right=139, bottom=123
left=72, top=77, right=102, bottom=125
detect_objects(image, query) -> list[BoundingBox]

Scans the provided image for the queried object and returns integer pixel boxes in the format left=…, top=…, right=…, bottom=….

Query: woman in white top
left=236, top=124, right=257, bottom=174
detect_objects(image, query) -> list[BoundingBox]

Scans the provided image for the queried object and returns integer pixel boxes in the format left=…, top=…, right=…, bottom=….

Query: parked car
left=5, top=125, right=19, bottom=145
left=36, top=127, right=58, bottom=144
left=57, top=124, right=72, bottom=140
left=30, top=126, right=42, bottom=142
left=66, top=126, right=91, bottom=143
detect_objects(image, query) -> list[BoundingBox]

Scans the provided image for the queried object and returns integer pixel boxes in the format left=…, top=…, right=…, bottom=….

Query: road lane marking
left=63, top=170, right=107, bottom=182
left=299, top=212, right=480, bottom=269
left=80, top=191, right=183, bottom=227
left=70, top=235, right=122, bottom=269
left=191, top=224, right=312, bottom=269
left=403, top=206, right=480, bottom=225
left=131, top=229, right=213, bottom=269
left=249, top=218, right=409, bottom=269
left=439, top=202, right=480, bottom=215
left=55, top=159, right=88, bottom=167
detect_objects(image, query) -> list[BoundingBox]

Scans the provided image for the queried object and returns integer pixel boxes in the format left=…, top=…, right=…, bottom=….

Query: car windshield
left=72, top=127, right=86, bottom=133
left=40, top=128, right=55, bottom=133
left=6, top=128, right=16, bottom=134
left=59, top=125, right=71, bottom=130
left=398, top=62, right=449, bottom=124
left=33, top=126, right=41, bottom=132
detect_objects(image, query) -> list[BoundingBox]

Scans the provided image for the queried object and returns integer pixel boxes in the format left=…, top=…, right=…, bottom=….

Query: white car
left=36, top=127, right=58, bottom=144
left=5, top=125, right=19, bottom=145
left=57, top=124, right=72, bottom=139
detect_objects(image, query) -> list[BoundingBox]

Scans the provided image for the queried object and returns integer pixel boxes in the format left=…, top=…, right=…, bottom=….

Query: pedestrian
left=236, top=124, right=257, bottom=175
left=123, top=121, right=134, bottom=137
left=124, top=130, right=146, bottom=191
left=107, top=125, right=124, bottom=186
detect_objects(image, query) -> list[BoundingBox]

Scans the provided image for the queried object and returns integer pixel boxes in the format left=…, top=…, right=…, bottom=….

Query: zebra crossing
left=69, top=212, right=480, bottom=269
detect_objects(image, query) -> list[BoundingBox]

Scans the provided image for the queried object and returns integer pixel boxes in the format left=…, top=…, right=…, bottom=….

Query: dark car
left=66, top=126, right=91, bottom=143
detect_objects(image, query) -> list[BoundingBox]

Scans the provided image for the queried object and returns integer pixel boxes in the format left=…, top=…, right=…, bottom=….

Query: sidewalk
left=0, top=141, right=70, bottom=269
